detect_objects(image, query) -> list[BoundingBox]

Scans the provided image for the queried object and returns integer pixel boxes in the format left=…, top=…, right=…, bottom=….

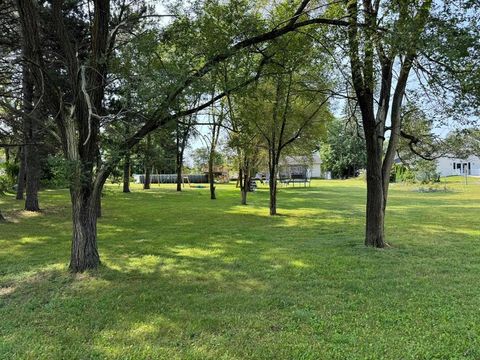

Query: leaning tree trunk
left=122, top=150, right=131, bottom=193
left=16, top=147, right=26, bottom=200
left=69, top=186, right=100, bottom=272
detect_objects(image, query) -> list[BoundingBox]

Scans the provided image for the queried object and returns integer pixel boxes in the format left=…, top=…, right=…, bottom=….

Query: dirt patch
left=0, top=286, right=16, bottom=297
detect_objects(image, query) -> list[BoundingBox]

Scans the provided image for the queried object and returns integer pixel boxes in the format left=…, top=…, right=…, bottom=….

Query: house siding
left=436, top=155, right=480, bottom=177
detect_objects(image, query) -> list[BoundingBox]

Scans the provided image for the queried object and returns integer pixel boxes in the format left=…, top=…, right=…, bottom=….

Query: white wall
left=436, top=155, right=480, bottom=177
left=310, top=162, right=322, bottom=178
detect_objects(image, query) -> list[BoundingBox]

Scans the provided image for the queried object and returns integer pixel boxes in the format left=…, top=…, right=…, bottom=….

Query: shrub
left=41, top=155, right=70, bottom=188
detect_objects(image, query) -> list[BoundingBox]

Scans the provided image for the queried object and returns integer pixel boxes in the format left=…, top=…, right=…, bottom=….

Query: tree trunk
left=239, top=166, right=246, bottom=205
left=69, top=188, right=100, bottom=272
left=123, top=151, right=130, bottom=193
left=241, top=188, right=248, bottom=205
left=0, top=210, right=5, bottom=222
left=24, top=137, right=41, bottom=211
left=208, top=155, right=215, bottom=200
left=16, top=147, right=26, bottom=200
left=22, top=65, right=40, bottom=212
left=143, top=134, right=151, bottom=190
left=144, top=165, right=151, bottom=189
left=240, top=163, right=250, bottom=205
left=96, top=193, right=102, bottom=218
left=176, top=139, right=183, bottom=192
left=364, top=139, right=386, bottom=247
left=269, top=162, right=278, bottom=215
left=176, top=157, right=183, bottom=191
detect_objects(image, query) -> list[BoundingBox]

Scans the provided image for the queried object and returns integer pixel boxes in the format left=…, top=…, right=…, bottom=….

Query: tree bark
left=176, top=151, right=183, bottom=192
left=208, top=153, right=216, bottom=200
left=241, top=187, right=247, bottom=205
left=22, top=62, right=40, bottom=212
left=69, top=187, right=100, bottom=272
left=123, top=150, right=130, bottom=193
left=175, top=128, right=183, bottom=192
left=96, top=192, right=102, bottom=218
left=240, top=161, right=250, bottom=205
left=269, top=161, right=278, bottom=215
left=16, top=147, right=26, bottom=200
left=143, top=134, right=151, bottom=190
left=144, top=166, right=151, bottom=189
left=364, top=130, right=386, bottom=247
left=208, top=117, right=221, bottom=200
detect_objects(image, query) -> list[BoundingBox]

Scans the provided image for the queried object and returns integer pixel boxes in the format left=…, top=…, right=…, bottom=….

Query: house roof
left=282, top=152, right=321, bottom=166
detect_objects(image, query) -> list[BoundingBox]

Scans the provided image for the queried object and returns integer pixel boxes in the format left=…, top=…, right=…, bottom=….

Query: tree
left=320, top=117, right=366, bottom=179
left=226, top=92, right=266, bottom=205
left=175, top=113, right=195, bottom=192
left=15, top=0, right=113, bottom=270
left=242, top=21, right=331, bottom=214
left=0, top=0, right=43, bottom=210
left=445, top=128, right=480, bottom=159
left=341, top=0, right=480, bottom=247
left=122, top=123, right=131, bottom=193
left=206, top=103, right=225, bottom=200
left=343, top=0, right=432, bottom=247
left=15, top=146, right=25, bottom=199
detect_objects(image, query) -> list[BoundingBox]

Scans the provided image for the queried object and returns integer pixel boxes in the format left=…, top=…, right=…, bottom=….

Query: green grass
left=1, top=177, right=479, bottom=359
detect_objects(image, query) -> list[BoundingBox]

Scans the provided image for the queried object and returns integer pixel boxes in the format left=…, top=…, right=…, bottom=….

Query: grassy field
left=0, top=177, right=479, bottom=359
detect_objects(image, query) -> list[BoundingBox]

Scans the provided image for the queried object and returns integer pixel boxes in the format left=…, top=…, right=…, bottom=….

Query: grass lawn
left=0, top=177, right=479, bottom=359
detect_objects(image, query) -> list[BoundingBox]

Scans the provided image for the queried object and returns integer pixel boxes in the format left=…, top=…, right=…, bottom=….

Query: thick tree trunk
left=69, top=188, right=100, bottom=272
left=22, top=65, right=40, bottom=212
left=123, top=151, right=130, bottom=193
left=96, top=193, right=102, bottom=218
left=16, top=147, right=26, bottom=200
left=144, top=166, right=151, bottom=189
left=364, top=143, right=386, bottom=247
left=24, top=132, right=41, bottom=211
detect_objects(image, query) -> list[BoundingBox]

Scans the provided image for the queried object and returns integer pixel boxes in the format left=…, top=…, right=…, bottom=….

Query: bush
left=41, top=155, right=70, bottom=188
left=0, top=162, right=18, bottom=193
left=391, top=164, right=415, bottom=183
left=392, top=161, right=439, bottom=184
left=414, top=160, right=440, bottom=184
left=0, top=175, right=11, bottom=194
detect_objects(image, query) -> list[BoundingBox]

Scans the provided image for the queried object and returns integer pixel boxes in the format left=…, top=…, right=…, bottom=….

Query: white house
left=279, top=151, right=325, bottom=178
left=436, top=155, right=480, bottom=177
